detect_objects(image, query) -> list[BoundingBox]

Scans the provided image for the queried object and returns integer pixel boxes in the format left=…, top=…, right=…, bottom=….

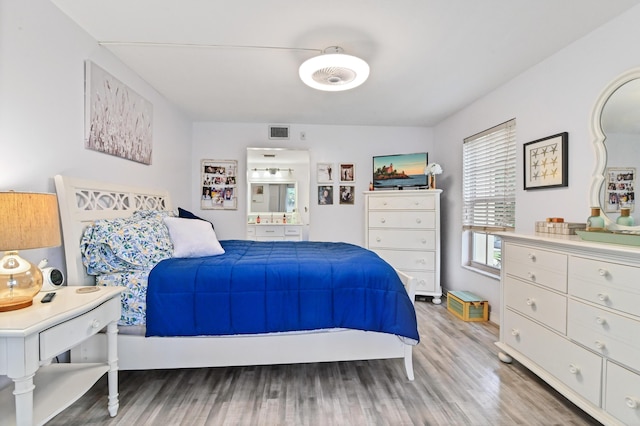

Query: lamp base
left=0, top=296, right=33, bottom=311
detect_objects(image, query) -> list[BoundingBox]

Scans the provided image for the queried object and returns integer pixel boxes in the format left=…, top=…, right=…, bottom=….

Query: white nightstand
left=0, top=286, right=122, bottom=425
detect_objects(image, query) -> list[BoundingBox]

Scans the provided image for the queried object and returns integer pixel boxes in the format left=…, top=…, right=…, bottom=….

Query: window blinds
left=463, top=119, right=516, bottom=231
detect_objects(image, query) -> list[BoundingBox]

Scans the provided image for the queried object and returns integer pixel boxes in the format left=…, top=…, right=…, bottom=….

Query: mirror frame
left=590, top=67, right=640, bottom=231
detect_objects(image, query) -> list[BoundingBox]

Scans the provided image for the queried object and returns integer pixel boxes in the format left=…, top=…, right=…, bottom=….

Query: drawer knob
left=510, top=328, right=519, bottom=337
left=380, top=218, right=386, bottom=223
left=625, top=397, right=638, bottom=409
left=598, top=268, right=609, bottom=277
left=527, top=272, right=536, bottom=280
left=597, top=293, right=609, bottom=302
left=594, top=340, right=606, bottom=350
left=415, top=218, right=422, bottom=224
left=568, top=364, right=580, bottom=375
left=418, top=258, right=426, bottom=265
left=376, top=237, right=381, bottom=242
left=420, top=238, right=427, bottom=244
left=526, top=298, right=535, bottom=307
left=91, top=319, right=101, bottom=329
left=595, top=316, right=606, bottom=325
left=528, top=253, right=536, bottom=261
left=383, top=201, right=388, bottom=206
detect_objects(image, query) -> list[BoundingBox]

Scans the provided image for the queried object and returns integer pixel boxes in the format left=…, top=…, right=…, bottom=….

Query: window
left=463, top=119, right=516, bottom=274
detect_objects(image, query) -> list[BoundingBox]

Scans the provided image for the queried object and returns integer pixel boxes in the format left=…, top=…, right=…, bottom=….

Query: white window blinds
left=463, top=119, right=516, bottom=231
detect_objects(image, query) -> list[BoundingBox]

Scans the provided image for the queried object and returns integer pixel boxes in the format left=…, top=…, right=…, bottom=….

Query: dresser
left=364, top=190, right=442, bottom=302
left=246, top=224, right=303, bottom=241
left=497, top=233, right=640, bottom=426
left=0, top=286, right=122, bottom=425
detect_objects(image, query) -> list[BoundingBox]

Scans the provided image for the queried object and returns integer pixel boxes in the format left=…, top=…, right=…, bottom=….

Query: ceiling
left=52, top=0, right=640, bottom=127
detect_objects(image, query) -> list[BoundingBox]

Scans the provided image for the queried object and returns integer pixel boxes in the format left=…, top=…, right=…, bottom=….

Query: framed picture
left=339, top=185, right=355, bottom=205
left=201, top=159, right=238, bottom=210
left=85, top=61, right=153, bottom=165
left=523, top=132, right=568, bottom=190
left=317, top=163, right=334, bottom=183
left=605, top=167, right=635, bottom=213
left=318, top=185, right=333, bottom=205
left=340, top=163, right=355, bottom=182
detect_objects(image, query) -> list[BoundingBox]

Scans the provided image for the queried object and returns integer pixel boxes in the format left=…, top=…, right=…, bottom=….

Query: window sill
left=462, top=264, right=500, bottom=280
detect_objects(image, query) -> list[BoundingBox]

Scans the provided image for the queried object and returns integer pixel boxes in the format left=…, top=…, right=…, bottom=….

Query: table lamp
left=0, top=191, right=61, bottom=311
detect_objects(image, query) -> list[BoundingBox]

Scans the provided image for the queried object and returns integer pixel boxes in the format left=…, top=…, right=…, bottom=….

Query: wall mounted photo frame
left=317, top=163, right=334, bottom=183
left=605, top=167, right=635, bottom=212
left=318, top=185, right=333, bottom=205
left=523, top=132, right=568, bottom=190
left=340, top=163, right=355, bottom=182
left=201, top=159, right=238, bottom=210
left=85, top=61, right=153, bottom=165
left=339, top=185, right=355, bottom=205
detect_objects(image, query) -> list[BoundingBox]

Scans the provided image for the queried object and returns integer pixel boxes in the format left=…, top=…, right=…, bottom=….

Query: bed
left=54, top=174, right=418, bottom=380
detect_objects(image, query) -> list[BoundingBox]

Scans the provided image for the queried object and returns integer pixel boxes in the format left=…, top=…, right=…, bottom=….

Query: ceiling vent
left=269, top=125, right=289, bottom=140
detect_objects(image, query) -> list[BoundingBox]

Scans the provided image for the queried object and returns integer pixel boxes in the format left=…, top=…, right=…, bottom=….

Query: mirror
left=247, top=147, right=310, bottom=225
left=591, top=68, right=640, bottom=230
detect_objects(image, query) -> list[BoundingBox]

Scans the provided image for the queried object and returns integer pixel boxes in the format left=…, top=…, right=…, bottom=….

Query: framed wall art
left=317, top=163, right=334, bottom=183
left=85, top=61, right=153, bottom=165
left=605, top=167, right=635, bottom=212
left=523, top=132, right=568, bottom=190
left=340, top=163, right=355, bottom=182
left=318, top=185, right=333, bottom=205
left=339, top=185, right=355, bottom=205
left=201, top=159, right=238, bottom=210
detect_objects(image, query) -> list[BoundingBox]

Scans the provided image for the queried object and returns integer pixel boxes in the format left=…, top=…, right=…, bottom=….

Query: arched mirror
left=590, top=68, right=640, bottom=231
left=246, top=147, right=310, bottom=226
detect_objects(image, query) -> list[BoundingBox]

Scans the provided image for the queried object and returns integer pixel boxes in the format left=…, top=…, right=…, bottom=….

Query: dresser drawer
left=503, top=309, right=602, bottom=406
left=411, top=271, right=436, bottom=293
left=368, top=195, right=435, bottom=210
left=569, top=256, right=640, bottom=317
left=374, top=249, right=435, bottom=271
left=605, top=362, right=640, bottom=425
left=504, top=276, right=567, bottom=334
left=368, top=211, right=435, bottom=229
left=39, top=297, right=120, bottom=361
left=568, top=299, right=640, bottom=372
left=503, top=243, right=567, bottom=292
left=368, top=229, right=435, bottom=250
left=284, top=225, right=302, bottom=236
left=256, top=225, right=285, bottom=237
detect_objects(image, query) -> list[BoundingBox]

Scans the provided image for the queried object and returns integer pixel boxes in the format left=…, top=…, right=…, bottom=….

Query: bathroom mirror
left=247, top=147, right=310, bottom=225
left=590, top=68, right=640, bottom=230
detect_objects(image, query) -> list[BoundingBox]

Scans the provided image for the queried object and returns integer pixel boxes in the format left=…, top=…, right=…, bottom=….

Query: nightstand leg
left=12, top=374, right=35, bottom=426
left=106, top=321, right=119, bottom=417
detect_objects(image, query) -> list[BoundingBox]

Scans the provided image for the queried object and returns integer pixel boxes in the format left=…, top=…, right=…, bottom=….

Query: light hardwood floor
left=49, top=298, right=600, bottom=425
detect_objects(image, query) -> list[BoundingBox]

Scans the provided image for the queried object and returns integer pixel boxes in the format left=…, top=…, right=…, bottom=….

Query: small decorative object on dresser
left=365, top=189, right=442, bottom=303
left=586, top=207, right=605, bottom=231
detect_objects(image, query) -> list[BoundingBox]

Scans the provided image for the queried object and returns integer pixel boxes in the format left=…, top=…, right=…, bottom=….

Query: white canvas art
left=85, top=61, right=153, bottom=165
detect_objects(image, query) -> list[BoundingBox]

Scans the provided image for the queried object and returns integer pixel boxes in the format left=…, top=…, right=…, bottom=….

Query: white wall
left=433, top=4, right=640, bottom=323
left=0, top=0, right=192, bottom=276
left=191, top=123, right=433, bottom=243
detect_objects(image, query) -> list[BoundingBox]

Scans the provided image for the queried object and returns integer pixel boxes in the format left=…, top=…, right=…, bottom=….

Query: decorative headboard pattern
left=54, top=175, right=172, bottom=286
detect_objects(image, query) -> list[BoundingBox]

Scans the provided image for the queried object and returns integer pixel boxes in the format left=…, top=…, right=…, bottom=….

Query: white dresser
left=497, top=233, right=640, bottom=426
left=247, top=224, right=303, bottom=241
left=364, top=190, right=442, bottom=303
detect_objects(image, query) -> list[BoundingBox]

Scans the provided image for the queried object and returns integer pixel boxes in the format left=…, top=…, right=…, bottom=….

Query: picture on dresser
left=339, top=185, right=355, bottom=205
left=523, top=132, right=568, bottom=190
left=318, top=185, right=333, bottom=205
left=605, top=167, right=635, bottom=212
left=340, top=163, right=355, bottom=182
left=201, top=159, right=238, bottom=210
left=317, top=163, right=334, bottom=183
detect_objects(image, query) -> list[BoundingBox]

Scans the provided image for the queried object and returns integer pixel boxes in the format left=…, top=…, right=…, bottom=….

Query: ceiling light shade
left=299, top=47, right=370, bottom=92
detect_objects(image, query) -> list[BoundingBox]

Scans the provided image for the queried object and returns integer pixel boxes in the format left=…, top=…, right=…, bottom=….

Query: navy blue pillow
left=178, top=207, right=214, bottom=230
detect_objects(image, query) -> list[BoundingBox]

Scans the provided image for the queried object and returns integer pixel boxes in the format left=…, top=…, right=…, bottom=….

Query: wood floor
left=49, top=298, right=601, bottom=426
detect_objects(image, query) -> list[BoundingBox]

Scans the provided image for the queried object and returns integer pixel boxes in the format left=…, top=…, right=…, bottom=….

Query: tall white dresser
left=364, top=190, right=442, bottom=303
left=497, top=233, right=640, bottom=426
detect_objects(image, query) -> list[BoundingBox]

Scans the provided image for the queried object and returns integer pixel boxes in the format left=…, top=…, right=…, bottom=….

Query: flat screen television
left=372, top=152, right=428, bottom=189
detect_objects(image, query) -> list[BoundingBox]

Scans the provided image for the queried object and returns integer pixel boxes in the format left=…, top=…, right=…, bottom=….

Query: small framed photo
left=605, top=167, right=635, bottom=212
left=318, top=185, right=333, bottom=205
left=339, top=185, right=355, bottom=205
left=317, top=163, right=334, bottom=183
left=340, top=163, right=355, bottom=182
left=523, top=132, right=568, bottom=190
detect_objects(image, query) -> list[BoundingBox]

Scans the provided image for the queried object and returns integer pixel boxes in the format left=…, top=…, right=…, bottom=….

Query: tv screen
left=373, top=152, right=428, bottom=189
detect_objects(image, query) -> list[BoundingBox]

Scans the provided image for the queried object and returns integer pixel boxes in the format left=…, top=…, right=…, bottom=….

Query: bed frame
left=54, top=175, right=417, bottom=380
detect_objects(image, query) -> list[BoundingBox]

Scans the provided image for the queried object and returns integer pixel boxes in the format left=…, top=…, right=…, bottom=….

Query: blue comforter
left=146, top=240, right=419, bottom=343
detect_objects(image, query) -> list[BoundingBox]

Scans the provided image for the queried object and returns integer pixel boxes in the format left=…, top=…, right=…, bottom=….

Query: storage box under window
left=447, top=291, right=489, bottom=322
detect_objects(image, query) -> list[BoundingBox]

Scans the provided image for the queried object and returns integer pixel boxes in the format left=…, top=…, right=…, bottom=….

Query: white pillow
left=163, top=217, right=225, bottom=258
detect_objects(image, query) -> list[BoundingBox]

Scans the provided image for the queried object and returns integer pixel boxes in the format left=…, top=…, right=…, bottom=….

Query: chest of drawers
left=497, top=233, right=640, bottom=426
left=364, top=190, right=442, bottom=302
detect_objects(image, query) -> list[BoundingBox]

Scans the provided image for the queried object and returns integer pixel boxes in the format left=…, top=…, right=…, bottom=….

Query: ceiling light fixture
left=299, top=46, right=370, bottom=92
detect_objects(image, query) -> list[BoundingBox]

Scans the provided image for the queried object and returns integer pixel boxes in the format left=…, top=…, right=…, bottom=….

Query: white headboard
left=54, top=175, right=172, bottom=286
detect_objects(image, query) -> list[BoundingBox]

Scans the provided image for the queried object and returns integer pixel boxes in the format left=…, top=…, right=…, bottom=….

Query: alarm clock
left=38, top=259, right=65, bottom=292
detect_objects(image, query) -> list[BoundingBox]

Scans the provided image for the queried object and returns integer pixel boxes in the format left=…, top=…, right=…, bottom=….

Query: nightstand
left=0, top=286, right=122, bottom=425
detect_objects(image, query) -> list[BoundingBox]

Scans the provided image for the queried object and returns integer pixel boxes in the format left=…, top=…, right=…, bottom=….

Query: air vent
left=269, top=125, right=289, bottom=140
